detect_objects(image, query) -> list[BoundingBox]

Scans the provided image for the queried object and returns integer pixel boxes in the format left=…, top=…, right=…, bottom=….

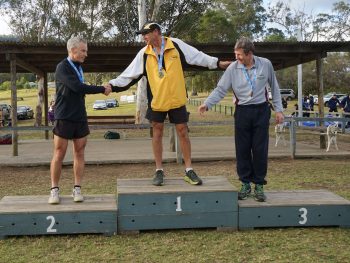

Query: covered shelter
left=1, top=40, right=350, bottom=155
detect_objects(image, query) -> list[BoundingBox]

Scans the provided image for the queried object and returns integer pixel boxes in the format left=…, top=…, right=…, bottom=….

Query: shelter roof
left=1, top=40, right=350, bottom=73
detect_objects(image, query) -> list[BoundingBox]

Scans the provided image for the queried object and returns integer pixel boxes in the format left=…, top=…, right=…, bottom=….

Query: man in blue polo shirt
left=198, top=37, right=284, bottom=202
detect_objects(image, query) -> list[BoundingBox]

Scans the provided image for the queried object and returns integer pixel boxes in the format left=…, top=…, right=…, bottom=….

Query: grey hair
left=234, top=37, right=255, bottom=55
left=67, top=35, right=87, bottom=52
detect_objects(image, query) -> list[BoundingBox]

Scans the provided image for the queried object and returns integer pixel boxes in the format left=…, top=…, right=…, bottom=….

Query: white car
left=93, top=100, right=107, bottom=110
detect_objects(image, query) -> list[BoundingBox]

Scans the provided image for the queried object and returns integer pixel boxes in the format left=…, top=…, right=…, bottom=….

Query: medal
left=250, top=91, right=253, bottom=97
left=153, top=37, right=165, bottom=79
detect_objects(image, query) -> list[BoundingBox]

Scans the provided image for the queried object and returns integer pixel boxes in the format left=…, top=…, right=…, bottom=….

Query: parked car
left=93, top=100, right=107, bottom=110
left=268, top=89, right=296, bottom=100
left=280, top=89, right=296, bottom=100
left=17, top=106, right=34, bottom=120
left=105, top=98, right=119, bottom=108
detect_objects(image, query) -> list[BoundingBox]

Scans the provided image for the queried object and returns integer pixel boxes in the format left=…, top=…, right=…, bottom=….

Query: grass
left=0, top=159, right=349, bottom=262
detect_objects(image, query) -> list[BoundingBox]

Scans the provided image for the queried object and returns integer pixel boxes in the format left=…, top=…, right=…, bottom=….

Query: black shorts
left=53, top=119, right=90, bottom=140
left=146, top=105, right=189, bottom=124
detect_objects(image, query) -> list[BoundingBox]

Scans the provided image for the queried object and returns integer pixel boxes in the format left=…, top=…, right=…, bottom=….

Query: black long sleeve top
left=54, top=58, right=105, bottom=122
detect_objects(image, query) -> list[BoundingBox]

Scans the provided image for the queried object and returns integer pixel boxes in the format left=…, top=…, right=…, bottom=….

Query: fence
left=188, top=99, right=234, bottom=116
left=1, top=117, right=349, bottom=163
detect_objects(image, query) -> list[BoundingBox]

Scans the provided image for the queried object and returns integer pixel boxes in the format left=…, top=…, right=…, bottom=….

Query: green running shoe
left=238, top=183, right=251, bottom=200
left=254, top=184, right=266, bottom=202
left=184, top=170, right=202, bottom=185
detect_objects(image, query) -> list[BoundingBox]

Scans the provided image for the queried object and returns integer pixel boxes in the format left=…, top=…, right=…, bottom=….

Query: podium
left=117, top=176, right=238, bottom=232
left=1, top=180, right=349, bottom=237
left=0, top=195, right=117, bottom=239
left=238, top=190, right=350, bottom=230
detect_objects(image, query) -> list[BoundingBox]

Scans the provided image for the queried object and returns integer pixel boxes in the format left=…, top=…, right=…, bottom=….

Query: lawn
left=1, top=90, right=350, bottom=262
left=0, top=159, right=349, bottom=263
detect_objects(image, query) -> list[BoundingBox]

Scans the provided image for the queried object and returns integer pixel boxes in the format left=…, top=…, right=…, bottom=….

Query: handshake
left=103, top=83, right=112, bottom=96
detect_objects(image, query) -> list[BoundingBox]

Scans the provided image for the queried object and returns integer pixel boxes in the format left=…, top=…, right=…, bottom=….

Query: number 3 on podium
left=299, top=208, right=308, bottom=225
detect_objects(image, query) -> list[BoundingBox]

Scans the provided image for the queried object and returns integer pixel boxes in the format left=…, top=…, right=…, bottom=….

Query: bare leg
left=152, top=122, right=164, bottom=169
left=50, top=135, right=68, bottom=188
left=175, top=123, right=191, bottom=168
left=72, top=136, right=87, bottom=186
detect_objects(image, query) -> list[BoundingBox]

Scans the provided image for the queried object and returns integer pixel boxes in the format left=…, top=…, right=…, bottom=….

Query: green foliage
left=0, top=80, right=11, bottom=91
left=186, top=71, right=224, bottom=93
left=264, top=28, right=286, bottom=42
left=193, top=0, right=266, bottom=42
left=276, top=53, right=350, bottom=95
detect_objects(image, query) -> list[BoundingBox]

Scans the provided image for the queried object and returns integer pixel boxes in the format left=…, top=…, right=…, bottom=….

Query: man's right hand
left=198, top=104, right=208, bottom=116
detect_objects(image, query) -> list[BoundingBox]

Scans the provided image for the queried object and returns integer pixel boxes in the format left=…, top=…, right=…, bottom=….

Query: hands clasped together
left=103, top=83, right=112, bottom=96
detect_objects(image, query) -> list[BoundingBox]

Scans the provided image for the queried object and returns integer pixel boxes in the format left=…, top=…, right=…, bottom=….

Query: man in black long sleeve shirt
left=48, top=36, right=111, bottom=204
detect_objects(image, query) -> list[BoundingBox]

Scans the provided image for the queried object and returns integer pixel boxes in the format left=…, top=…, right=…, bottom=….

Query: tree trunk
left=35, top=75, right=44, bottom=127
left=135, top=0, right=148, bottom=124
left=135, top=77, right=148, bottom=124
left=151, top=0, right=162, bottom=21
left=138, top=0, right=147, bottom=32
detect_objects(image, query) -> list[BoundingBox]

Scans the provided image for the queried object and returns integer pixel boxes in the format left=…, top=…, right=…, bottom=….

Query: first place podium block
left=0, top=195, right=117, bottom=239
left=239, top=190, right=350, bottom=230
left=117, top=176, right=237, bottom=232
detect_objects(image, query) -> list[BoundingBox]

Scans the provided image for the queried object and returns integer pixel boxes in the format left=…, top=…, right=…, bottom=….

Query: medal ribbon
left=153, top=37, right=165, bottom=77
left=67, top=57, right=84, bottom=83
left=242, top=66, right=256, bottom=95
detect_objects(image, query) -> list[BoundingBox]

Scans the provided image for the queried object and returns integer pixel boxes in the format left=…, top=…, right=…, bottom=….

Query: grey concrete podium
left=0, top=195, right=117, bottom=239
left=117, top=176, right=238, bottom=232
left=238, top=190, right=350, bottom=230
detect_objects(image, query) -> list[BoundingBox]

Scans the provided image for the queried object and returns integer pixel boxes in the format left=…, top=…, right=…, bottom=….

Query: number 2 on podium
left=46, top=215, right=57, bottom=233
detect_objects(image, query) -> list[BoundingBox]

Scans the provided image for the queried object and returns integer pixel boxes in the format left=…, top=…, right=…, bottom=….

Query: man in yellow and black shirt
left=109, top=22, right=230, bottom=186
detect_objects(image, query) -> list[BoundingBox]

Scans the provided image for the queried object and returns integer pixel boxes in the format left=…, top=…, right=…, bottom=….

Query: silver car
left=93, top=100, right=107, bottom=110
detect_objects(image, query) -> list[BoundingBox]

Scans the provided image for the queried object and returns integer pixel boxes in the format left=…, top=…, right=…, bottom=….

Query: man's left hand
left=218, top=61, right=232, bottom=69
left=275, top=112, right=284, bottom=124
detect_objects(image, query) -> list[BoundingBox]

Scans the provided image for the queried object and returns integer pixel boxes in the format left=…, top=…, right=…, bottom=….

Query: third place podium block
left=238, top=190, right=350, bottom=230
left=117, top=176, right=237, bottom=232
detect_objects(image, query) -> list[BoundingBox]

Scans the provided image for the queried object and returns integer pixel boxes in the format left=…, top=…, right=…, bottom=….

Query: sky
left=0, top=0, right=345, bottom=36
left=263, top=0, right=343, bottom=14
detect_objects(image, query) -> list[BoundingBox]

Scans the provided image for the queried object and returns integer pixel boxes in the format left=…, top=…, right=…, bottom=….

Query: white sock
left=156, top=168, right=163, bottom=172
left=185, top=168, right=193, bottom=172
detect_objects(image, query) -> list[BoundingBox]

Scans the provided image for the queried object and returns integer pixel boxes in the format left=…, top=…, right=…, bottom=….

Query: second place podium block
left=117, top=176, right=238, bottom=232
left=0, top=195, right=117, bottom=238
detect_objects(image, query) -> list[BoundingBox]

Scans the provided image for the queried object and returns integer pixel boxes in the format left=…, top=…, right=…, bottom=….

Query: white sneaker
left=72, top=186, right=84, bottom=202
left=48, top=187, right=60, bottom=204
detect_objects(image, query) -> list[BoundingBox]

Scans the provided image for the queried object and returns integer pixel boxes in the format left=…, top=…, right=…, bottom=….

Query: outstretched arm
left=109, top=47, right=146, bottom=92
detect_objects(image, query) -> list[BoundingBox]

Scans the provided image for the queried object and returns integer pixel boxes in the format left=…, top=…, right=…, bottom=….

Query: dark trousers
left=234, top=102, right=271, bottom=185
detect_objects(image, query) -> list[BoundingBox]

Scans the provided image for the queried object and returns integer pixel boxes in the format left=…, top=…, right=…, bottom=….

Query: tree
left=193, top=0, right=266, bottom=43
left=266, top=0, right=350, bottom=41
left=326, top=1, right=350, bottom=41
